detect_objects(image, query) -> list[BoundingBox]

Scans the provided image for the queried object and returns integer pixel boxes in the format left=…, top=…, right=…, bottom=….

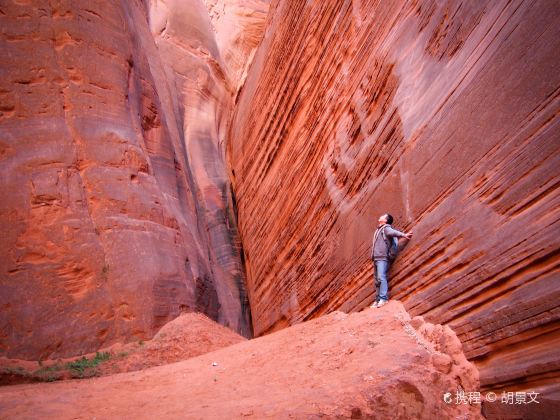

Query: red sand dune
left=0, top=301, right=482, bottom=419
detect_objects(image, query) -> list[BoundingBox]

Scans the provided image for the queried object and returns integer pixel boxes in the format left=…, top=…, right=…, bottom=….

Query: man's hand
left=405, top=232, right=413, bottom=239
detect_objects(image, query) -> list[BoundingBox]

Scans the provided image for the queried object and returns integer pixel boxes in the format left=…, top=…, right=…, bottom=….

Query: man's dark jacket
left=371, top=224, right=406, bottom=261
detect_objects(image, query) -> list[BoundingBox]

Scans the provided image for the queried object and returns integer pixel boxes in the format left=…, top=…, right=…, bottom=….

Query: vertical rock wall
left=0, top=0, right=267, bottom=359
left=229, top=0, right=560, bottom=396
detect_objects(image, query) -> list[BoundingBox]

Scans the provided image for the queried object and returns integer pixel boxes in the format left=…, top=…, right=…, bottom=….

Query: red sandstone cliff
left=228, top=0, right=560, bottom=400
left=1, top=0, right=558, bottom=409
left=0, top=0, right=267, bottom=359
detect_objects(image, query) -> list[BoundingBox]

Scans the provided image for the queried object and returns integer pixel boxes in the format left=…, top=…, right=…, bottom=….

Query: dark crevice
left=228, top=182, right=254, bottom=338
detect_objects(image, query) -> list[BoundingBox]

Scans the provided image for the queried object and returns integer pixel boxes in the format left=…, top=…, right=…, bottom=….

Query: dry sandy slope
left=0, top=301, right=481, bottom=419
left=0, top=312, right=246, bottom=383
left=94, top=311, right=247, bottom=375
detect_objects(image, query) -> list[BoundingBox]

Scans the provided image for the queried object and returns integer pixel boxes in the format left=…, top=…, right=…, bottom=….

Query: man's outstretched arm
left=385, top=226, right=413, bottom=239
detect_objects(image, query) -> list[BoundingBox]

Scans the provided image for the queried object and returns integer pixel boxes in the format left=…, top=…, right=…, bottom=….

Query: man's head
left=378, top=213, right=393, bottom=226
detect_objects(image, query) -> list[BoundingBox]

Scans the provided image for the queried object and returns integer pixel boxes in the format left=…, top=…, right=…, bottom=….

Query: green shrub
left=66, top=351, right=111, bottom=378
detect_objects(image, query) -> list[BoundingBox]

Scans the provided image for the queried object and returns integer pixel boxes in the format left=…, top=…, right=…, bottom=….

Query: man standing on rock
left=370, top=213, right=412, bottom=308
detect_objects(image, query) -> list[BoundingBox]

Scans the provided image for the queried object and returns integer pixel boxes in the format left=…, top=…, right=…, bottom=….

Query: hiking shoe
left=376, top=299, right=388, bottom=308
left=369, top=299, right=380, bottom=308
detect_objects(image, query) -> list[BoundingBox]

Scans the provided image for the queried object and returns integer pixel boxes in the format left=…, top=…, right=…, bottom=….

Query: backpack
left=378, top=225, right=399, bottom=262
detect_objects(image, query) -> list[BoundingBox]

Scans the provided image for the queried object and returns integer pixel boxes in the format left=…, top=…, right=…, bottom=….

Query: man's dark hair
left=385, top=213, right=394, bottom=224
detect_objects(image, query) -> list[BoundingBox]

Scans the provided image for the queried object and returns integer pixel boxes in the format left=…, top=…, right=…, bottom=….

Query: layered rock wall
left=229, top=0, right=560, bottom=396
left=0, top=0, right=267, bottom=359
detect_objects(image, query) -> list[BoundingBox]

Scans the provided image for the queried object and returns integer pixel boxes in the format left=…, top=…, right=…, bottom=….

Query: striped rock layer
left=228, top=0, right=560, bottom=397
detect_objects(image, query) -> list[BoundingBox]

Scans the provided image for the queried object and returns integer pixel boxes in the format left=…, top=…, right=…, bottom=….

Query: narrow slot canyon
left=0, top=1, right=558, bottom=418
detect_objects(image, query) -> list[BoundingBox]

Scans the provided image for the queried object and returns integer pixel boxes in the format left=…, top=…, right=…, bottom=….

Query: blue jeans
left=374, top=260, right=390, bottom=301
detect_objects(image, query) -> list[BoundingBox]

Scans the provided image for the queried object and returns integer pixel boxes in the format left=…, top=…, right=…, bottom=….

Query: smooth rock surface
left=0, top=0, right=267, bottom=359
left=228, top=0, right=560, bottom=398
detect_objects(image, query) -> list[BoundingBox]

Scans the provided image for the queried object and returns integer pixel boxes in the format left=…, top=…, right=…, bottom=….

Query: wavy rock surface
left=229, top=0, right=560, bottom=398
left=0, top=0, right=267, bottom=359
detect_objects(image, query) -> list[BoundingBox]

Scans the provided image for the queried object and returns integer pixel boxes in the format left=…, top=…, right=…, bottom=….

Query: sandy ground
left=0, top=301, right=482, bottom=419
left=0, top=312, right=246, bottom=384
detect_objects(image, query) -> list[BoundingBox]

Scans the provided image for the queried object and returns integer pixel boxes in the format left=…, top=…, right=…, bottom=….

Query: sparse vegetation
left=33, top=362, right=64, bottom=382
left=1, top=349, right=132, bottom=385
left=66, top=351, right=111, bottom=378
left=30, top=351, right=113, bottom=381
left=0, top=366, right=36, bottom=385
left=1, top=367, right=27, bottom=376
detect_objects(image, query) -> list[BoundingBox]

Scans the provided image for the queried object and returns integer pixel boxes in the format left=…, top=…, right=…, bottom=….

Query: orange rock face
left=229, top=0, right=560, bottom=398
left=0, top=1, right=267, bottom=359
